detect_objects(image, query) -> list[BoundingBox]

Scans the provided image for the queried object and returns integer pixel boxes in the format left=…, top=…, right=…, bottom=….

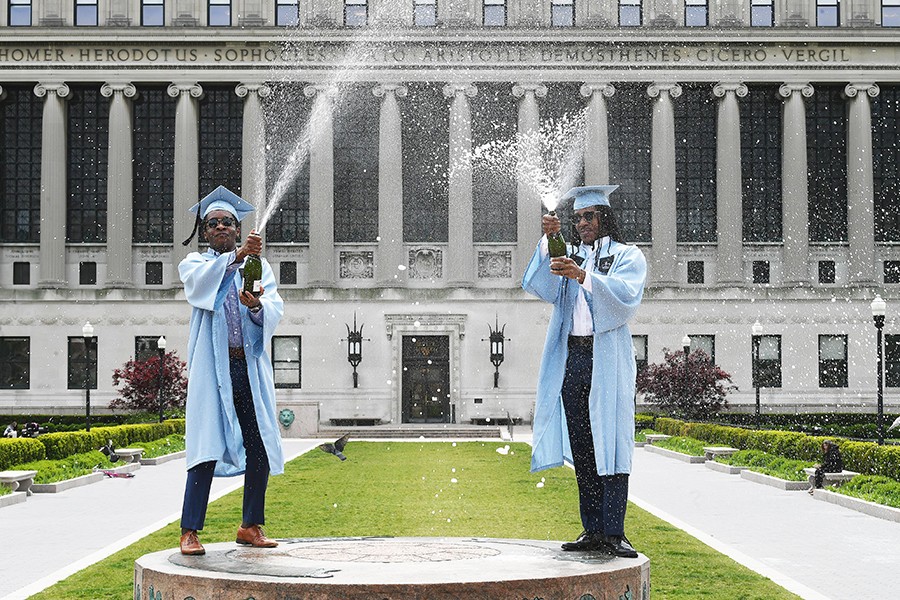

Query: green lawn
left=32, top=441, right=800, bottom=600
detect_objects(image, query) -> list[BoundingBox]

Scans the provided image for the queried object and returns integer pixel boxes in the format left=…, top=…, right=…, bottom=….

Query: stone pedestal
left=136, top=537, right=650, bottom=600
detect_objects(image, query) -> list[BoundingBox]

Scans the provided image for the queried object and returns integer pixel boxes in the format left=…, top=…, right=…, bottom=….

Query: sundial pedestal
left=135, top=537, right=650, bottom=599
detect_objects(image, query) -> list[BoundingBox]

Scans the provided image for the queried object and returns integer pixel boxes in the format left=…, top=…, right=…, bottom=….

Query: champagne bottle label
left=253, top=280, right=262, bottom=293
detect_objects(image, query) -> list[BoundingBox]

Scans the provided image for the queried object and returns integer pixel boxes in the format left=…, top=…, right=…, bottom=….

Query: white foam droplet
left=536, top=482, right=544, bottom=488
left=398, top=264, right=407, bottom=271
left=451, top=478, right=458, bottom=483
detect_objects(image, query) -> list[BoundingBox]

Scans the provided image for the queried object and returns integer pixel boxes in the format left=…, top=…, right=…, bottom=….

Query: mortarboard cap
left=560, top=185, right=620, bottom=210
left=182, top=186, right=255, bottom=246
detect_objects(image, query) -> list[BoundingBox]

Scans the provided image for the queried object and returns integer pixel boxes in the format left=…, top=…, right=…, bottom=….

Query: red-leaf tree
left=636, top=348, right=737, bottom=420
left=110, top=351, right=188, bottom=411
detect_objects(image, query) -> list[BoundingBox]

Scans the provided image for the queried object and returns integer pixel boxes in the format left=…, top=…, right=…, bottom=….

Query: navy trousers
left=561, top=340, right=629, bottom=537
left=181, top=356, right=270, bottom=531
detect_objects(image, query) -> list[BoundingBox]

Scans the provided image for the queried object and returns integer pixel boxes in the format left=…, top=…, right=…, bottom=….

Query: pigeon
left=99, top=439, right=120, bottom=463
left=319, top=434, right=350, bottom=461
left=888, top=415, right=900, bottom=433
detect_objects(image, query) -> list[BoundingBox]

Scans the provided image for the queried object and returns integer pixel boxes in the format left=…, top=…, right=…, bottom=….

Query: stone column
left=443, top=83, right=477, bottom=287
left=34, top=82, right=70, bottom=288
left=579, top=83, right=615, bottom=185
left=647, top=83, right=681, bottom=286
left=513, top=83, right=547, bottom=279
left=236, top=83, right=270, bottom=235
left=167, top=82, right=203, bottom=269
left=101, top=83, right=137, bottom=288
left=713, top=82, right=748, bottom=286
left=845, top=82, right=880, bottom=286
left=779, top=83, right=814, bottom=287
left=303, top=84, right=337, bottom=288
left=374, top=83, right=408, bottom=287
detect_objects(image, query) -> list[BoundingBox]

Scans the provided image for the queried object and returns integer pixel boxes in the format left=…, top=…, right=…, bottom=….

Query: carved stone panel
left=339, top=251, right=374, bottom=279
left=478, top=251, right=512, bottom=279
left=408, top=248, right=443, bottom=280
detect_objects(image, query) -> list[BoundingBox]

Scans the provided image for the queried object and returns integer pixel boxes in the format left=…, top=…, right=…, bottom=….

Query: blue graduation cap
left=560, top=185, right=620, bottom=210
left=182, top=186, right=255, bottom=246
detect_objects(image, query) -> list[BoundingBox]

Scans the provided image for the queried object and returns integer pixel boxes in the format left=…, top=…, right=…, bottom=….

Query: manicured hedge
left=0, top=438, right=47, bottom=470
left=635, top=414, right=657, bottom=430
left=654, top=417, right=900, bottom=481
left=37, top=419, right=185, bottom=460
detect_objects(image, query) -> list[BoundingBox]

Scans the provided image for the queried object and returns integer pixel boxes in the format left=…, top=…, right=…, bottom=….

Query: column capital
left=34, top=82, right=70, bottom=99
left=844, top=83, right=880, bottom=99
left=579, top=83, right=615, bottom=98
left=647, top=83, right=682, bottom=99
left=778, top=83, right=814, bottom=98
left=235, top=83, right=272, bottom=99
left=167, top=82, right=204, bottom=99
left=442, top=83, right=477, bottom=99
left=373, top=83, right=408, bottom=98
left=712, top=82, right=748, bottom=98
left=100, top=82, right=137, bottom=98
left=303, top=84, right=339, bottom=98
left=512, top=83, right=547, bottom=98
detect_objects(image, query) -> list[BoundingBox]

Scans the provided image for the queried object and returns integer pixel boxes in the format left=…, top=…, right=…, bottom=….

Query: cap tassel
left=182, top=214, right=202, bottom=246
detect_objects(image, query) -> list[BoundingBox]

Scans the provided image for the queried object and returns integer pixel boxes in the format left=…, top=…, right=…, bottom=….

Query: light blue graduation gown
left=179, top=249, right=285, bottom=477
left=522, top=238, right=646, bottom=476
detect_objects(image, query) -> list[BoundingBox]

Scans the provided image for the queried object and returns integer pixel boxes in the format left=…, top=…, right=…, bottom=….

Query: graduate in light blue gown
left=522, top=185, right=646, bottom=557
left=177, top=186, right=285, bottom=555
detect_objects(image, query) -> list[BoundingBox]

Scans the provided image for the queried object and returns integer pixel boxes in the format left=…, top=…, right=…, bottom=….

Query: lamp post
left=752, top=320, right=763, bottom=429
left=681, top=334, right=691, bottom=402
left=871, top=295, right=886, bottom=445
left=343, top=313, right=367, bottom=388
left=82, top=321, right=94, bottom=432
left=157, top=336, right=167, bottom=423
left=487, top=315, right=506, bottom=388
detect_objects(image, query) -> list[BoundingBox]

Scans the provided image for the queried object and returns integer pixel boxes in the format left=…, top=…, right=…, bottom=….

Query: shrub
left=838, top=475, right=900, bottom=509
left=110, top=351, right=188, bottom=412
left=637, top=349, right=737, bottom=420
left=0, top=438, right=46, bottom=470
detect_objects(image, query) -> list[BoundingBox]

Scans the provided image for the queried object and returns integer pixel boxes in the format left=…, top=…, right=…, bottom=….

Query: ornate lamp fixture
left=486, top=315, right=507, bottom=388
left=343, top=312, right=368, bottom=388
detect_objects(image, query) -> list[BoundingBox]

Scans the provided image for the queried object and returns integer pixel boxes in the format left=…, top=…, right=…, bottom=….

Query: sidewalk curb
left=813, top=489, right=900, bottom=523
left=704, top=460, right=747, bottom=475
left=644, top=444, right=705, bottom=464
left=740, top=469, right=808, bottom=491
left=141, top=451, right=187, bottom=466
left=32, top=472, right=104, bottom=494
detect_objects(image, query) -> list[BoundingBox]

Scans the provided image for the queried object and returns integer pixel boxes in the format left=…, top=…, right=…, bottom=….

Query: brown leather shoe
left=236, top=524, right=278, bottom=548
left=180, top=530, right=205, bottom=555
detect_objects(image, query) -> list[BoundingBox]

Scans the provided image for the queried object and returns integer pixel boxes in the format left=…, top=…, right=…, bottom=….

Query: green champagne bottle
left=242, top=253, right=263, bottom=297
left=546, top=210, right=567, bottom=258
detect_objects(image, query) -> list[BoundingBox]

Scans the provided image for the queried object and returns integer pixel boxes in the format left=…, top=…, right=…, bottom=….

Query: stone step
left=316, top=425, right=505, bottom=439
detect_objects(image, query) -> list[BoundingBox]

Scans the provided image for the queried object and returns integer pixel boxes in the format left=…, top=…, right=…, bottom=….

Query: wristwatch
left=249, top=304, right=262, bottom=313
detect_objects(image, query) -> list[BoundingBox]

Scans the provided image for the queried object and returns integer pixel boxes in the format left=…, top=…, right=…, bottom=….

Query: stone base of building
left=135, top=537, right=650, bottom=600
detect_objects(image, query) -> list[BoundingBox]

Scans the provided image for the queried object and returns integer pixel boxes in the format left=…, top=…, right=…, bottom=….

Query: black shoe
left=561, top=531, right=606, bottom=552
left=604, top=535, right=638, bottom=558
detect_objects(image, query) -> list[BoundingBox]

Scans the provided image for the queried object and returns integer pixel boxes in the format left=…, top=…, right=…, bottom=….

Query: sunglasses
left=206, top=217, right=237, bottom=229
left=574, top=211, right=597, bottom=224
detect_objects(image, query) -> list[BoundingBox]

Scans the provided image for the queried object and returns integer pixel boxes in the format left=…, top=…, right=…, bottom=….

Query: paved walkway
left=2, top=432, right=899, bottom=599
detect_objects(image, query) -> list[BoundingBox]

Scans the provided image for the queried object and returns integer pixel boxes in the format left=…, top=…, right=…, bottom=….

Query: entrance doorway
left=402, top=335, right=450, bottom=423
